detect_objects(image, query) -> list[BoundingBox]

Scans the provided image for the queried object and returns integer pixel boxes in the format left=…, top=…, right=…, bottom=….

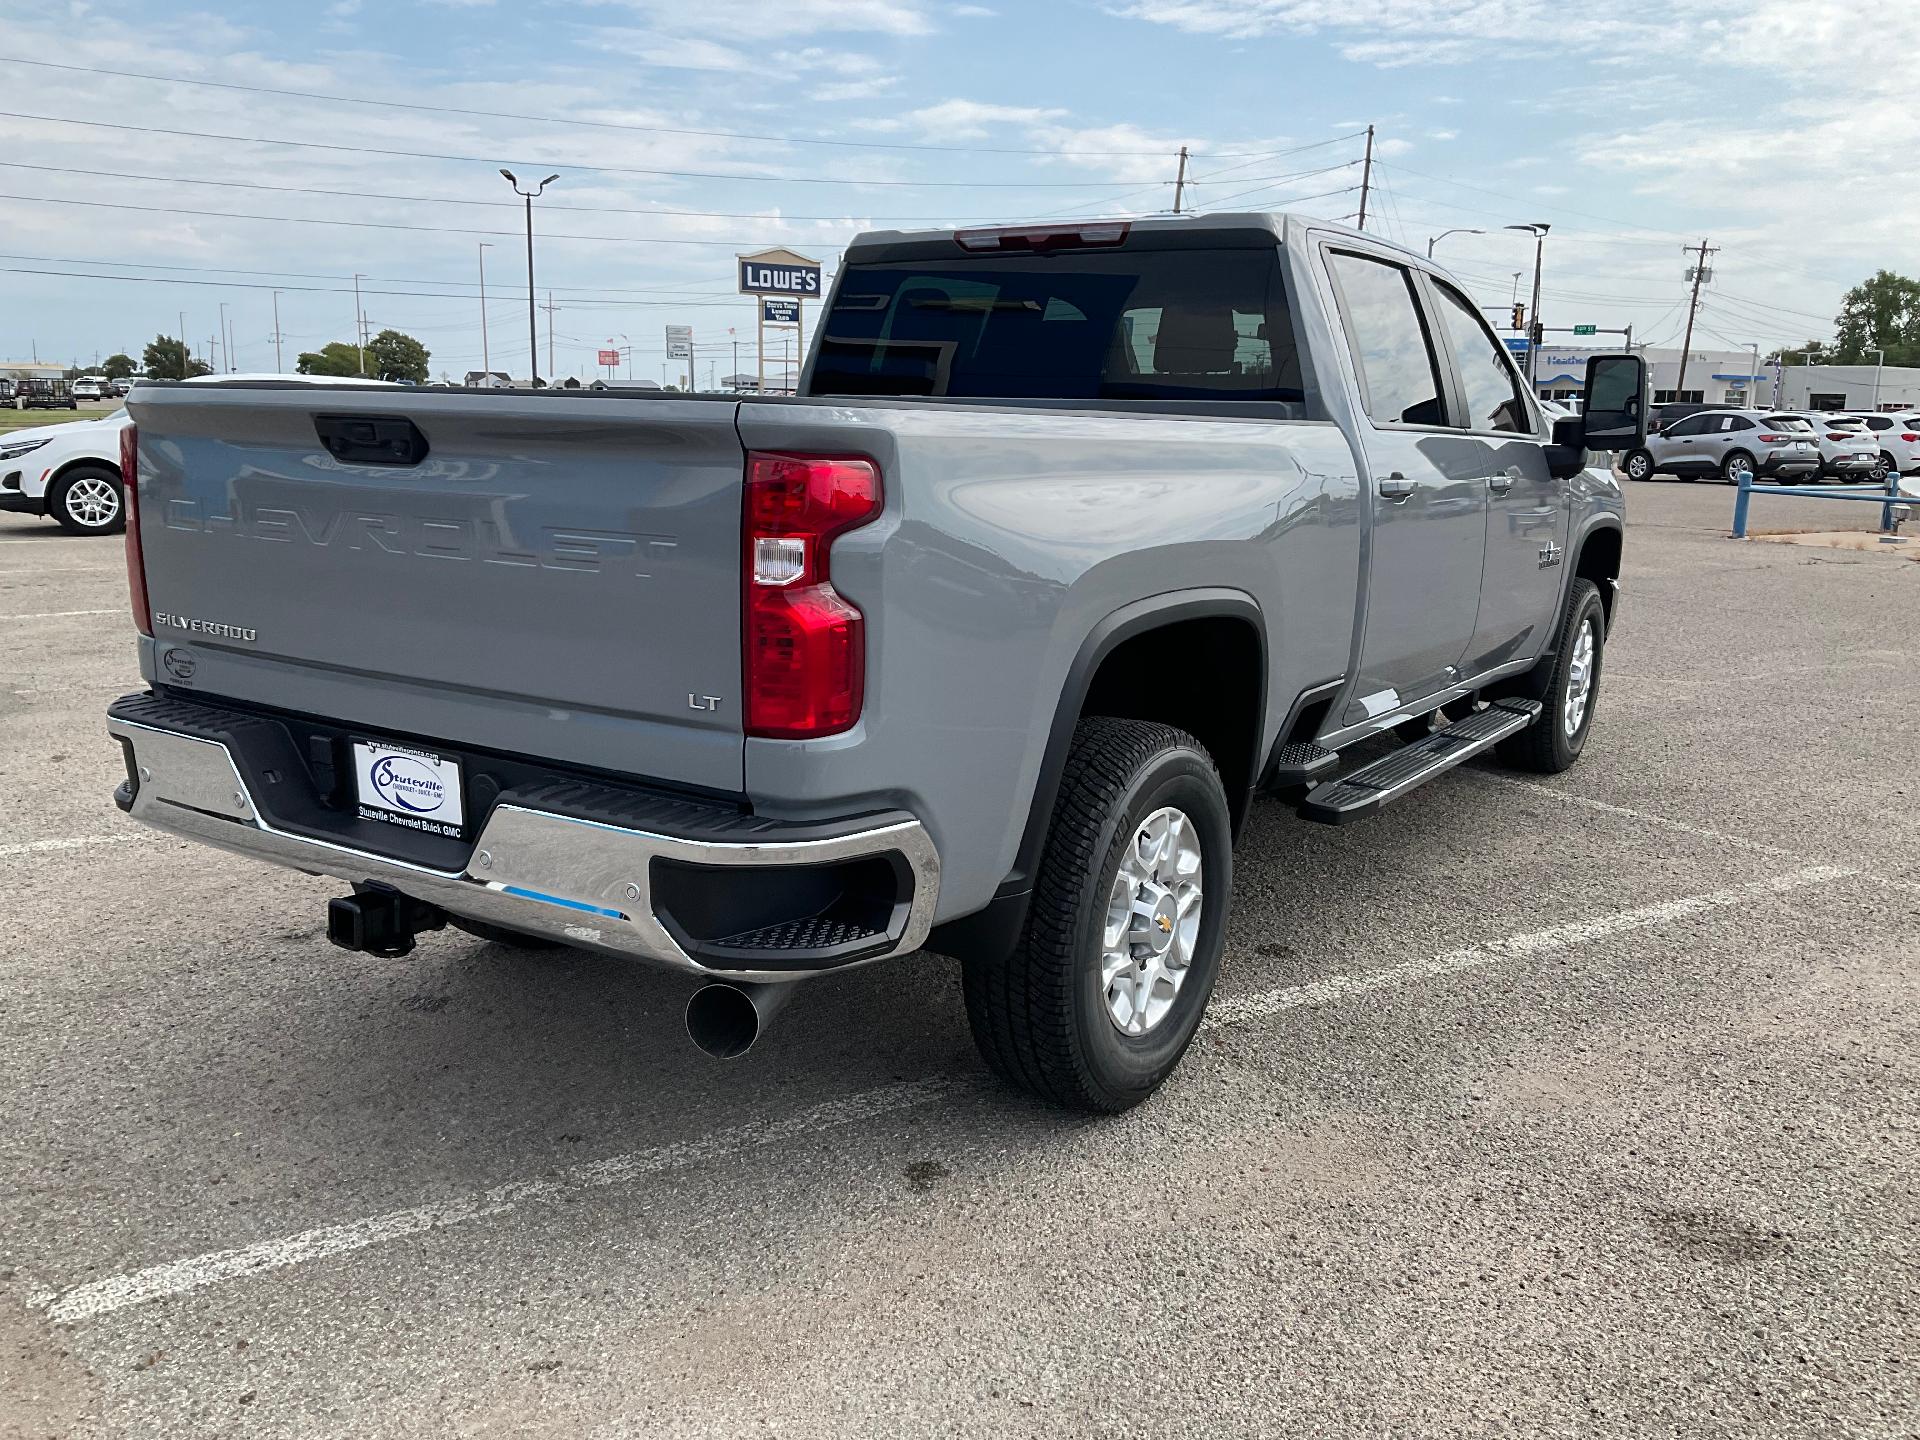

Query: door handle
left=1487, top=467, right=1519, bottom=494
left=1377, top=471, right=1414, bottom=502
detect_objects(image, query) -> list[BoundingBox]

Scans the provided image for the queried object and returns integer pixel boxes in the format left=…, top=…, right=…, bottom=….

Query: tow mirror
left=1582, top=353, right=1647, bottom=450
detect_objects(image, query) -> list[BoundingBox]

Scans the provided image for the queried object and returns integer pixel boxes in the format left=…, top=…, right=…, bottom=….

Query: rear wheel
left=1720, top=450, right=1755, bottom=486
left=962, top=717, right=1230, bottom=1114
left=50, top=466, right=124, bottom=535
left=1498, top=579, right=1605, bottom=775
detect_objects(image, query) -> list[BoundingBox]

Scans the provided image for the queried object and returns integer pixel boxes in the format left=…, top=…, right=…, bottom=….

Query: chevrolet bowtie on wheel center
left=108, top=214, right=1641, bottom=1113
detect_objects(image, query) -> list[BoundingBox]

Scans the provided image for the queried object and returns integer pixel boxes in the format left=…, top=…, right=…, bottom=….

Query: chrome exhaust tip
left=685, top=980, right=798, bottom=1060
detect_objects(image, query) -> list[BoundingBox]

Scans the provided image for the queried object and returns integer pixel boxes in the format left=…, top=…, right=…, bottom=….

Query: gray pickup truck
left=107, top=213, right=1645, bottom=1112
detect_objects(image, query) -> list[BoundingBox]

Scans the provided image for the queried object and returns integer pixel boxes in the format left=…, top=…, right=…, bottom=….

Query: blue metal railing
left=1730, top=469, right=1912, bottom=539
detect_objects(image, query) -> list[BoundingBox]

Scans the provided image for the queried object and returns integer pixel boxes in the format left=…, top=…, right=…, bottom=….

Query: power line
left=0, top=160, right=1018, bottom=225
left=0, top=190, right=839, bottom=248
left=0, top=264, right=758, bottom=308
left=0, top=55, right=1339, bottom=161
left=0, top=109, right=1179, bottom=188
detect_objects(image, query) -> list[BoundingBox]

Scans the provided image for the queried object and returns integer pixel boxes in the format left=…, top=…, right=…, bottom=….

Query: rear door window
left=811, top=245, right=1318, bottom=412
left=1327, top=252, right=1447, bottom=428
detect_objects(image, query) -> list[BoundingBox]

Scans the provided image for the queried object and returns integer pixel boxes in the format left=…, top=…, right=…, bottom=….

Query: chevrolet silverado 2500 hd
left=107, top=214, right=1645, bottom=1112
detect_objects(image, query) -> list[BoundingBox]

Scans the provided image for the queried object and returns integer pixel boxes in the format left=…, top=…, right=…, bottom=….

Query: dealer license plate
left=352, top=740, right=466, bottom=837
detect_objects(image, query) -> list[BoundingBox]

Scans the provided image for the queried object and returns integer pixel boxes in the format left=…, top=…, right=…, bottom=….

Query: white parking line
left=1206, top=865, right=1850, bottom=1029
left=1468, top=772, right=1791, bottom=856
left=0, top=608, right=123, bottom=620
left=0, top=834, right=143, bottom=859
left=29, top=863, right=1853, bottom=1326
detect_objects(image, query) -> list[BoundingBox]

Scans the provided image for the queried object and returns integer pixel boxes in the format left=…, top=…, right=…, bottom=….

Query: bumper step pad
left=1297, top=699, right=1542, bottom=825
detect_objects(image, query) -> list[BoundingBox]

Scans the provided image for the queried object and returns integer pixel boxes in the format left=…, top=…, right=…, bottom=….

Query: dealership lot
left=1, top=482, right=1915, bottom=1438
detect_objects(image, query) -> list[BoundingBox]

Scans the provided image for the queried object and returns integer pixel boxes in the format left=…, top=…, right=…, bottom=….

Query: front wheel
left=962, top=717, right=1231, bottom=1114
left=1871, top=454, right=1894, bottom=485
left=50, top=466, right=125, bottom=535
left=1622, top=449, right=1654, bottom=482
left=1498, top=578, right=1606, bottom=774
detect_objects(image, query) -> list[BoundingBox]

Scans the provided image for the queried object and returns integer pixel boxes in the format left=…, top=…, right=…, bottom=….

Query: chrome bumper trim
left=108, top=716, right=941, bottom=982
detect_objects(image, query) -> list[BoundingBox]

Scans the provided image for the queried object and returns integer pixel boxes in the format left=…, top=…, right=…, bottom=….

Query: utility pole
left=178, top=311, right=186, bottom=371
left=352, top=272, right=366, bottom=376
left=271, top=290, right=283, bottom=372
left=1172, top=145, right=1190, bottom=215
left=1356, top=125, right=1375, bottom=231
left=1673, top=238, right=1717, bottom=401
left=478, top=243, right=492, bottom=377
left=541, top=291, right=558, bottom=378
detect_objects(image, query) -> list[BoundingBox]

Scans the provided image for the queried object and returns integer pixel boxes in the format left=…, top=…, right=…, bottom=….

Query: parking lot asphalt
left=2, top=478, right=1915, bottom=1439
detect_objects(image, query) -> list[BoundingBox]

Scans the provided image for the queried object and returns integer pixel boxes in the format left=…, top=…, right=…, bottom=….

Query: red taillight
left=1758, top=434, right=1787, bottom=443
left=742, top=451, right=881, bottom=738
left=120, top=423, right=150, bottom=636
left=1827, top=432, right=1851, bottom=441
left=954, top=221, right=1130, bottom=253
left=1902, top=434, right=1918, bottom=443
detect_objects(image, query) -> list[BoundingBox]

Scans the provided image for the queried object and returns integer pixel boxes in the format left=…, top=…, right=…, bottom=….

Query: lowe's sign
left=763, top=297, right=800, bottom=324
left=738, top=256, right=823, bottom=297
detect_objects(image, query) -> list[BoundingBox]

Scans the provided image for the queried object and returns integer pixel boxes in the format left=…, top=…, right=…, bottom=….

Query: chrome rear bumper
left=108, top=711, right=940, bottom=983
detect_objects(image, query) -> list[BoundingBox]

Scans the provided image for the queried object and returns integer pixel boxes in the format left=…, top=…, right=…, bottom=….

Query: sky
left=0, top=0, right=1907, bottom=382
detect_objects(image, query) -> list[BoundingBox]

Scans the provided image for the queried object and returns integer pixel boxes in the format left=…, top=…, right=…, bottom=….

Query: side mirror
left=1582, top=353, right=1647, bottom=450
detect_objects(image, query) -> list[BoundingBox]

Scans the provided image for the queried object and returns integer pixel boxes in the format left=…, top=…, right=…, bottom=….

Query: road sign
left=762, top=298, right=799, bottom=325
left=1504, top=337, right=1530, bottom=354
left=598, top=348, right=620, bottom=367
left=665, top=325, right=693, bottom=358
left=1572, top=324, right=1597, bottom=336
left=738, top=248, right=823, bottom=297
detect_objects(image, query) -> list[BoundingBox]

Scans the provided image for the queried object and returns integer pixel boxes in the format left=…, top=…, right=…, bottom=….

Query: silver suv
left=1622, top=410, right=1820, bottom=484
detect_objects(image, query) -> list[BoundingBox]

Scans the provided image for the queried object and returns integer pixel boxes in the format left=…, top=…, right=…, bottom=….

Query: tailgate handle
left=314, top=414, right=429, bottom=467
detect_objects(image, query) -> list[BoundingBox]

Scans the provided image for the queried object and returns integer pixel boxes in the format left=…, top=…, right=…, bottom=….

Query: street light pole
left=1506, top=223, right=1550, bottom=387
left=352, top=273, right=366, bottom=375
left=1426, top=228, right=1484, bottom=257
left=478, top=242, right=493, bottom=377
left=272, top=290, right=283, bottom=372
left=1871, top=347, right=1884, bottom=411
left=500, top=169, right=559, bottom=386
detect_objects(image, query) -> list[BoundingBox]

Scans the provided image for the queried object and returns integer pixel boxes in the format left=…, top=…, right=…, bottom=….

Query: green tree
left=364, top=329, right=430, bottom=384
left=102, top=353, right=136, bottom=380
left=141, top=335, right=211, bottom=380
left=1831, top=270, right=1920, bottom=367
left=296, top=341, right=364, bottom=377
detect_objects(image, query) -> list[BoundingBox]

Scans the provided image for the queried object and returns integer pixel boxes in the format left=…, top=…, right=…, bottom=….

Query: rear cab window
left=811, top=240, right=1321, bottom=415
left=1325, top=251, right=1447, bottom=428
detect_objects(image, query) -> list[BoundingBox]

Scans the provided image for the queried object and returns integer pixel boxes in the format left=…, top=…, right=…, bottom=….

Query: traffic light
left=1511, top=303, right=1526, bottom=331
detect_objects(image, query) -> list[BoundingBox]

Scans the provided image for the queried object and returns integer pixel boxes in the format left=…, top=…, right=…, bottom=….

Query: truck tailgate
left=127, top=386, right=747, bottom=793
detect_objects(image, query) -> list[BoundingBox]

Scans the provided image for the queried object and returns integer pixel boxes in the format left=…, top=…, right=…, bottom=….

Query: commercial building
left=1776, top=363, right=1920, bottom=413
left=1522, top=345, right=1768, bottom=409
left=1, top=361, right=66, bottom=382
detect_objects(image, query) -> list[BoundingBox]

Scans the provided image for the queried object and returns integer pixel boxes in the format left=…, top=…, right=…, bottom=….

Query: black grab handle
left=314, top=414, right=430, bottom=466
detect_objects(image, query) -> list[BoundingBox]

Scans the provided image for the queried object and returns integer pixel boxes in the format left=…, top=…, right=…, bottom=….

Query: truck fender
left=930, top=589, right=1266, bottom=967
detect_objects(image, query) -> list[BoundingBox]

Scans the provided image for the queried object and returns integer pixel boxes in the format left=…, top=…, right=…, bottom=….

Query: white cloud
left=585, top=0, right=936, bottom=38
left=905, top=98, right=1069, bottom=139
left=813, top=75, right=901, bottom=102
left=1426, top=129, right=1457, bottom=142
left=1374, top=137, right=1413, bottom=157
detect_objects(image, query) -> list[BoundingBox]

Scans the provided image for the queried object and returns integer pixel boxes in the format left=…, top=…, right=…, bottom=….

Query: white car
left=1844, top=412, right=1920, bottom=481
left=70, top=377, right=110, bottom=402
left=0, top=373, right=396, bottom=535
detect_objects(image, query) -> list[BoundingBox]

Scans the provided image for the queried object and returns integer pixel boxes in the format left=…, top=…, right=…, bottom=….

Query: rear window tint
left=812, top=246, right=1320, bottom=414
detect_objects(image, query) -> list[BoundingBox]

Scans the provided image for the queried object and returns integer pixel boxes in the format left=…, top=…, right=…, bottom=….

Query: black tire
left=447, top=916, right=563, bottom=950
left=961, top=717, right=1232, bottom=1114
left=1720, top=450, right=1755, bottom=486
left=1622, top=449, right=1654, bottom=482
left=1872, top=453, right=1895, bottom=485
left=49, top=465, right=125, bottom=535
left=1498, top=578, right=1605, bottom=774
